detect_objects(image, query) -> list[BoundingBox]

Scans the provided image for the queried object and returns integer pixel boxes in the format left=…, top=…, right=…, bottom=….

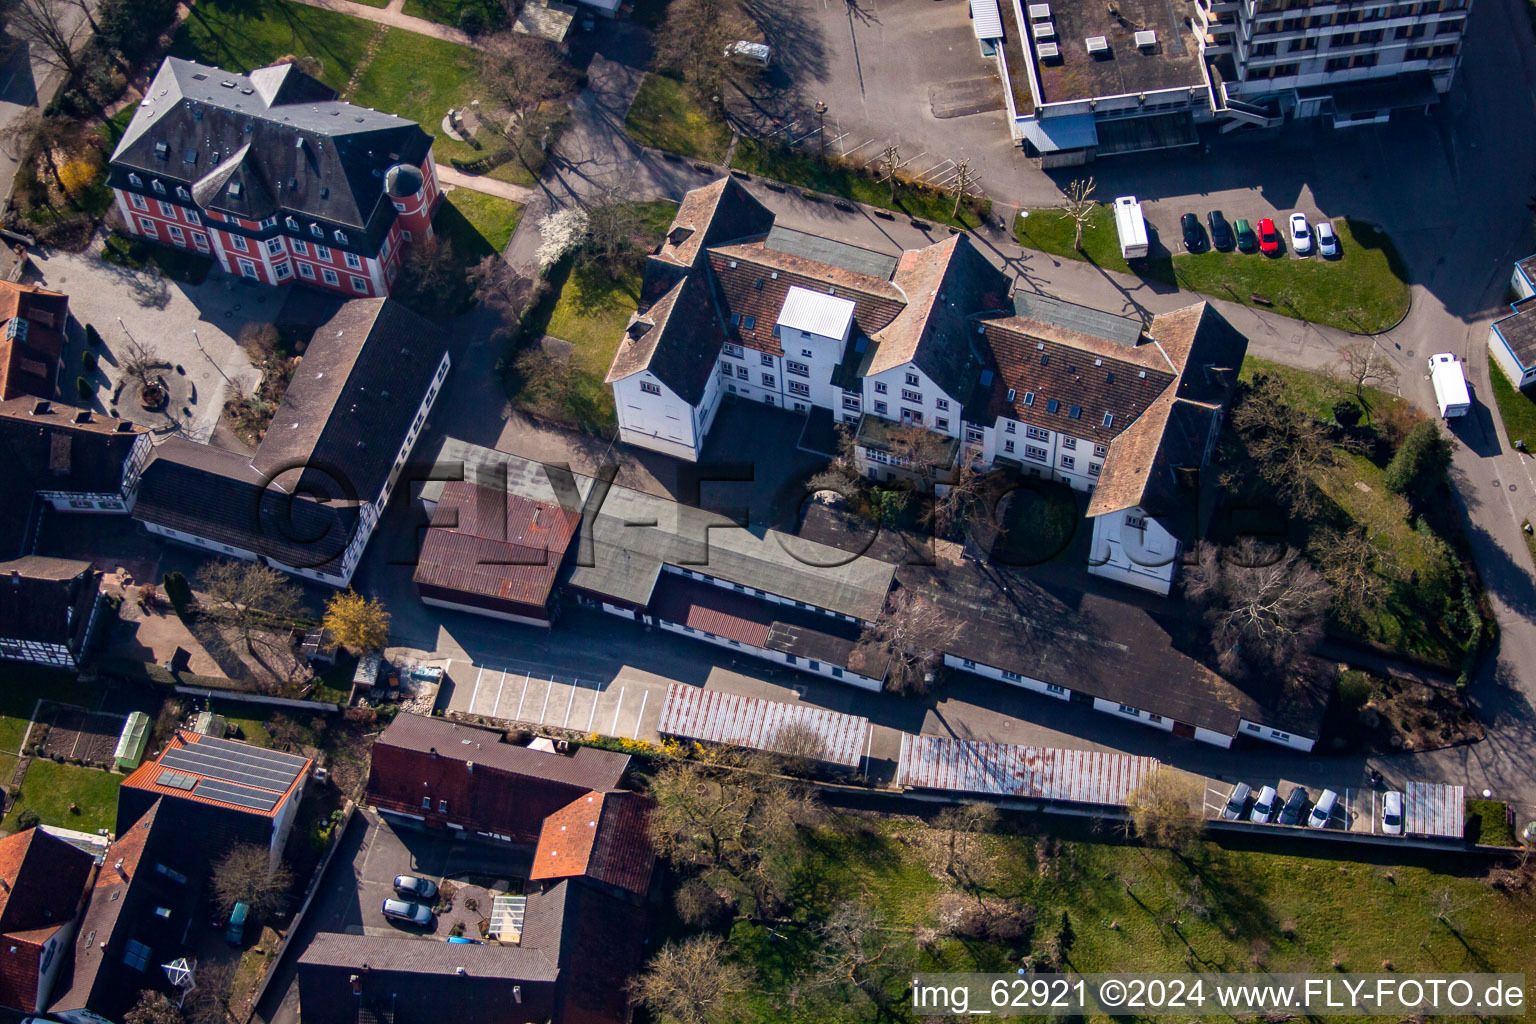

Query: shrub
left=1331, top=399, right=1361, bottom=427
left=76, top=376, right=91, bottom=400
left=1385, top=420, right=1454, bottom=500
left=85, top=323, right=103, bottom=347
left=81, top=350, right=97, bottom=374
left=1336, top=670, right=1373, bottom=711
left=458, top=6, right=485, bottom=33
left=15, top=809, right=39, bottom=831
left=162, top=571, right=192, bottom=616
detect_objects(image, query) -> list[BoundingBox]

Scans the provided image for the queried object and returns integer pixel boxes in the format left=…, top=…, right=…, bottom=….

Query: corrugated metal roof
left=897, top=735, right=1155, bottom=805
left=1404, top=780, right=1464, bottom=838
left=657, top=683, right=870, bottom=767
left=971, top=0, right=1004, bottom=40
left=777, top=286, right=857, bottom=341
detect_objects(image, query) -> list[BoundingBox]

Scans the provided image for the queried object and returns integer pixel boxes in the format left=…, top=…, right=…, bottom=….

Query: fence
left=174, top=686, right=340, bottom=713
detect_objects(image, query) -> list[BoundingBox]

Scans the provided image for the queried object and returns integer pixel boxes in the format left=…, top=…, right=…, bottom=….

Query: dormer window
left=183, top=149, right=198, bottom=166
left=151, top=180, right=165, bottom=194
left=128, top=173, right=143, bottom=187
left=286, top=216, right=300, bottom=231
left=310, top=223, right=324, bottom=238
left=333, top=229, right=348, bottom=244
left=227, top=182, right=242, bottom=197
left=153, top=142, right=168, bottom=160
left=1047, top=398, right=1061, bottom=413
left=175, top=186, right=190, bottom=200
left=1069, top=405, right=1082, bottom=420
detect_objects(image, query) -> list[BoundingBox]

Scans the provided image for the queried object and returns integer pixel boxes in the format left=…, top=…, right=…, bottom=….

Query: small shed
left=299, top=628, right=338, bottom=666
left=190, top=711, right=227, bottom=737
left=1404, top=780, right=1465, bottom=839
left=354, top=652, right=383, bottom=689
left=515, top=0, right=577, bottom=48
left=113, top=711, right=150, bottom=770
left=970, top=0, right=1003, bottom=44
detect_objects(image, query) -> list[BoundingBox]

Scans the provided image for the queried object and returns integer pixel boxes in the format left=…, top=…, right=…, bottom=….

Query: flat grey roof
left=1029, top=0, right=1206, bottom=104
left=1012, top=291, right=1143, bottom=347
left=765, top=226, right=900, bottom=282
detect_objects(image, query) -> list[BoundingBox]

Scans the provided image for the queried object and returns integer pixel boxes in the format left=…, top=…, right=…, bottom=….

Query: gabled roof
left=866, top=234, right=1010, bottom=400
left=111, top=58, right=432, bottom=234
left=529, top=790, right=656, bottom=895
left=414, top=481, right=581, bottom=608
left=0, top=555, right=99, bottom=654
left=120, top=731, right=311, bottom=819
left=0, top=283, right=69, bottom=402
left=606, top=271, right=726, bottom=404
left=653, top=177, right=774, bottom=269
left=0, top=398, right=147, bottom=502
left=374, top=714, right=630, bottom=792
left=0, top=828, right=93, bottom=934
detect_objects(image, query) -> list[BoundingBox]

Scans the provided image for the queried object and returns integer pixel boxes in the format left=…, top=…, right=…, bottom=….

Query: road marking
left=468, top=665, right=485, bottom=712
left=562, top=679, right=578, bottom=729
left=491, top=669, right=508, bottom=718
left=585, top=682, right=600, bottom=733
left=610, top=687, right=625, bottom=735
left=514, top=673, right=531, bottom=722
left=633, top=689, right=649, bottom=740
left=539, top=676, right=553, bottom=724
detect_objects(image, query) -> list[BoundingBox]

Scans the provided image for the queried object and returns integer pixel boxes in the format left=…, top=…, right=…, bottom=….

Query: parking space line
left=610, top=687, right=625, bottom=735
left=538, top=677, right=553, bottom=724
left=562, top=679, right=579, bottom=729
left=632, top=690, right=648, bottom=740
left=491, top=669, right=508, bottom=718
left=514, top=673, right=531, bottom=722
left=468, top=665, right=485, bottom=712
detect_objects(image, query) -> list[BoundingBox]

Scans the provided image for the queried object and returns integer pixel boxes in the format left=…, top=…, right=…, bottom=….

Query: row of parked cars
left=1181, top=211, right=1340, bottom=258
left=1221, top=781, right=1405, bottom=835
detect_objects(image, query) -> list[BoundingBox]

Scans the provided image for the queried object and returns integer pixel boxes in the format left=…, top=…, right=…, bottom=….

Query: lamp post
left=815, top=100, right=828, bottom=161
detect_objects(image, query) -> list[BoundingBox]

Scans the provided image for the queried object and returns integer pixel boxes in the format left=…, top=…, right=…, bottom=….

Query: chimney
left=10, top=570, right=19, bottom=586
left=29, top=399, right=48, bottom=415
left=455, top=966, right=466, bottom=976
left=114, top=858, right=126, bottom=880
left=512, top=986, right=521, bottom=1005
left=350, top=974, right=361, bottom=995
left=466, top=761, right=474, bottom=773
left=428, top=747, right=437, bottom=759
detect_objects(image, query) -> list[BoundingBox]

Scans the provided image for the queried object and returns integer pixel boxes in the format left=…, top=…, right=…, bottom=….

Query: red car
left=1256, top=218, right=1280, bottom=255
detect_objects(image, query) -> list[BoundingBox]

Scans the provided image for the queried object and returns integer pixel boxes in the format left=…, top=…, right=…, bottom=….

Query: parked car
left=382, top=898, right=434, bottom=927
left=1234, top=218, right=1257, bottom=252
left=1180, top=212, right=1206, bottom=253
left=1221, top=781, right=1252, bottom=820
left=447, top=936, right=484, bottom=944
left=1316, top=220, right=1339, bottom=257
left=225, top=902, right=249, bottom=946
left=1249, top=785, right=1278, bottom=824
left=1381, top=790, right=1404, bottom=835
left=1207, top=210, right=1233, bottom=251
left=1257, top=218, right=1280, bottom=255
left=1277, top=785, right=1308, bottom=825
left=1289, top=212, right=1312, bottom=256
left=1307, top=788, right=1339, bottom=829
left=394, top=874, right=440, bottom=901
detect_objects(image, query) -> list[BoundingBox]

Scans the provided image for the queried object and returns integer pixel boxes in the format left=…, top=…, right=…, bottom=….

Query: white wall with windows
left=614, top=368, right=711, bottom=461
left=862, top=363, right=963, bottom=437
left=1237, top=719, right=1317, bottom=752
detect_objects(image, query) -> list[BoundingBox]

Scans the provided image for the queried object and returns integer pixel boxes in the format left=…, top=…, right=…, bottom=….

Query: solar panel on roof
left=764, top=227, right=900, bottom=282
left=157, top=770, right=197, bottom=791
left=194, top=735, right=310, bottom=769
left=160, top=749, right=294, bottom=790
left=193, top=778, right=280, bottom=813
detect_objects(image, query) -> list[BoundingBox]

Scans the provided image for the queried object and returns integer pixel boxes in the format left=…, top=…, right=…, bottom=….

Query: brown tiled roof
left=375, top=714, right=630, bottom=791
left=606, top=271, right=726, bottom=405
left=529, top=791, right=656, bottom=896
left=0, top=828, right=93, bottom=934
left=414, top=481, right=580, bottom=608
left=653, top=177, right=774, bottom=269
left=866, top=235, right=1009, bottom=400
left=705, top=245, right=906, bottom=356
left=0, top=283, right=69, bottom=402
left=979, top=316, right=1177, bottom=446
left=0, top=555, right=98, bottom=653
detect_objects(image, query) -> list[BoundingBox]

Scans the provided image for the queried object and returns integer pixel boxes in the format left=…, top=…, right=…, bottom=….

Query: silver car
left=1221, top=782, right=1252, bottom=820
left=1307, top=788, right=1339, bottom=829
left=1381, top=791, right=1404, bottom=836
left=1249, top=785, right=1278, bottom=824
left=394, top=874, right=439, bottom=901
left=382, top=898, right=433, bottom=927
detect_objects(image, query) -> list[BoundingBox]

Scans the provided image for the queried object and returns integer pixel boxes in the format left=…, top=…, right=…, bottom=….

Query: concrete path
left=287, top=0, right=477, bottom=46
left=437, top=164, right=536, bottom=204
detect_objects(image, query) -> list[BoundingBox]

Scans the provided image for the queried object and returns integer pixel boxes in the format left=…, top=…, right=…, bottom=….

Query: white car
left=1249, top=785, right=1278, bottom=824
left=1221, top=782, right=1252, bottom=820
left=1381, top=790, right=1404, bottom=835
left=1289, top=213, right=1312, bottom=256
left=1315, top=220, right=1339, bottom=257
left=1307, top=788, right=1339, bottom=829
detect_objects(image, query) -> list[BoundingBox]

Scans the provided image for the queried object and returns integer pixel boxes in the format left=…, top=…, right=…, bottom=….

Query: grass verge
left=1488, top=358, right=1536, bottom=448
left=6, top=760, right=122, bottom=833
left=1467, top=799, right=1518, bottom=846
left=170, top=0, right=377, bottom=94
left=401, top=0, right=500, bottom=24
left=624, top=73, right=732, bottom=164
left=442, top=187, right=524, bottom=252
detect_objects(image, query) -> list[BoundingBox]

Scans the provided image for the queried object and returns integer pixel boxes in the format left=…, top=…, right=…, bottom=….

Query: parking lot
left=1204, top=779, right=1397, bottom=837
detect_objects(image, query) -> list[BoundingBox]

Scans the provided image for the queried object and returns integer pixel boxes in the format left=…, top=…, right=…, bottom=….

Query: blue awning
left=1019, top=113, right=1099, bottom=153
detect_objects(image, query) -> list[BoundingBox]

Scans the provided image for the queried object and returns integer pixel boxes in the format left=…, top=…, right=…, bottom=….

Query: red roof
left=413, top=481, right=580, bottom=608
left=120, top=731, right=311, bottom=819
left=0, top=829, right=93, bottom=1012
left=0, top=283, right=69, bottom=402
left=529, top=791, right=656, bottom=896
left=647, top=579, right=774, bottom=647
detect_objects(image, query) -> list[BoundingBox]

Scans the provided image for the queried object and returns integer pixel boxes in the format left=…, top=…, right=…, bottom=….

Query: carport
left=970, top=0, right=1003, bottom=54
left=1019, top=113, right=1099, bottom=166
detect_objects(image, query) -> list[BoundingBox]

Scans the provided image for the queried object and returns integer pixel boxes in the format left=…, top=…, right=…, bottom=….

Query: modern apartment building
left=108, top=58, right=440, bottom=297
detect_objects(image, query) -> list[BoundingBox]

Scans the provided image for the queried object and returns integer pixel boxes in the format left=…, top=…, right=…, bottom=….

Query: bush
left=1332, top=399, right=1361, bottom=427
left=1336, top=670, right=1374, bottom=711
left=1385, top=420, right=1454, bottom=500
left=675, top=877, right=732, bottom=928
left=81, top=350, right=97, bottom=374
left=76, top=375, right=92, bottom=400
left=162, top=571, right=192, bottom=616
left=15, top=809, right=39, bottom=831
left=458, top=6, right=485, bottom=33
left=85, top=323, right=103, bottom=347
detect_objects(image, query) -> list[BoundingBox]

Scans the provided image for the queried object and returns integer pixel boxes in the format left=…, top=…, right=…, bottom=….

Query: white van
left=724, top=40, right=771, bottom=66
left=1307, top=788, right=1339, bottom=829
left=1113, top=196, right=1149, bottom=260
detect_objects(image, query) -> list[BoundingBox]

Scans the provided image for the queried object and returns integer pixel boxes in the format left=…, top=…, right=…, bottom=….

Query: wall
left=862, top=362, right=963, bottom=437
left=0, top=637, right=76, bottom=668
left=1488, top=321, right=1536, bottom=388
left=943, top=653, right=1070, bottom=700
left=613, top=371, right=702, bottom=460
left=1086, top=510, right=1179, bottom=595
left=645, top=610, right=884, bottom=690
left=421, top=592, right=552, bottom=628
left=661, top=565, right=864, bottom=625
left=1236, top=718, right=1316, bottom=751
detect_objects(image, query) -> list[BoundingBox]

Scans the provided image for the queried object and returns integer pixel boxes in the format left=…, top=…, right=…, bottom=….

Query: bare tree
left=770, top=720, right=826, bottom=771
left=125, top=991, right=184, bottom=1024
left=883, top=422, right=955, bottom=492
left=509, top=347, right=579, bottom=418
left=10, top=0, right=87, bottom=78
left=477, top=33, right=572, bottom=170
left=948, top=159, right=979, bottom=221
left=211, top=844, right=294, bottom=916
left=1058, top=177, right=1097, bottom=252
left=238, top=323, right=280, bottom=364
left=182, top=958, right=237, bottom=1024
left=0, top=109, right=71, bottom=193
left=1333, top=340, right=1399, bottom=399
left=815, top=901, right=908, bottom=1003
left=395, top=236, right=461, bottom=314
left=674, top=876, right=731, bottom=928
left=652, top=0, right=750, bottom=100
left=633, top=935, right=749, bottom=1024
left=1313, top=526, right=1387, bottom=626
left=579, top=189, right=643, bottom=272
left=467, top=254, right=537, bottom=333
left=1185, top=537, right=1329, bottom=677
left=120, top=331, right=165, bottom=392
left=878, top=142, right=904, bottom=203
left=197, top=560, right=302, bottom=654
left=933, top=801, right=999, bottom=886
left=1227, top=372, right=1343, bottom=519
left=1124, top=768, right=1205, bottom=851
left=857, top=587, right=962, bottom=695
left=931, top=458, right=1000, bottom=541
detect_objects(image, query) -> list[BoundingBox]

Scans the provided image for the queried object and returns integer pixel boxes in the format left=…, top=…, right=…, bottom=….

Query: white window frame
left=297, top=261, right=315, bottom=279
left=321, top=267, right=340, bottom=285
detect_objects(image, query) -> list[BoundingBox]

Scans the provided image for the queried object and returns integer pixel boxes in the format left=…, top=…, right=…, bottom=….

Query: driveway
left=32, top=244, right=273, bottom=444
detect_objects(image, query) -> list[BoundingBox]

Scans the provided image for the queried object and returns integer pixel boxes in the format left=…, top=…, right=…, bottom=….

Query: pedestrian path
left=438, top=165, right=537, bottom=205
left=286, top=0, right=478, bottom=47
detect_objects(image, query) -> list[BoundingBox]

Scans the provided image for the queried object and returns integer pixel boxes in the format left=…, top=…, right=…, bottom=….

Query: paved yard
left=32, top=245, right=275, bottom=444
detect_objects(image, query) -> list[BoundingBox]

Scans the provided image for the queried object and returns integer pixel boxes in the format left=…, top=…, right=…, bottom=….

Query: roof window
left=1069, top=405, right=1081, bottom=419
left=1102, top=413, right=1114, bottom=427
left=1005, top=388, right=1016, bottom=402
left=1023, top=391, right=1035, bottom=406
left=153, top=142, right=169, bottom=159
left=227, top=182, right=243, bottom=197
left=1047, top=398, right=1060, bottom=413
left=333, top=229, right=348, bottom=244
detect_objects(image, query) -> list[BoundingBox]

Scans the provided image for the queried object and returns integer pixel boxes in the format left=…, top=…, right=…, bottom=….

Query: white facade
left=1087, top=508, right=1181, bottom=595
left=613, top=365, right=723, bottom=462
left=862, top=362, right=962, bottom=439
left=1489, top=317, right=1536, bottom=390
left=37, top=431, right=153, bottom=514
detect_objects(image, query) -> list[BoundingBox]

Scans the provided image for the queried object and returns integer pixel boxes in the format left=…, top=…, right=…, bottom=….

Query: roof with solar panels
left=120, top=730, right=312, bottom=818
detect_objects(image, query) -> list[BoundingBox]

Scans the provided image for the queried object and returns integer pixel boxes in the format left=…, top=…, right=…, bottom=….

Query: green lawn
left=442, top=187, right=523, bottom=252
left=1488, top=359, right=1536, bottom=448
left=1467, top=799, right=1518, bottom=846
left=169, top=0, right=377, bottom=94
left=624, top=73, right=732, bottom=164
left=5, top=760, right=123, bottom=834
left=716, top=813, right=1536, bottom=1022
left=211, top=701, right=274, bottom=747
left=735, top=138, right=991, bottom=231
left=401, top=0, right=501, bottom=26
left=1240, top=354, right=1402, bottom=425
left=1014, top=209, right=1410, bottom=333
